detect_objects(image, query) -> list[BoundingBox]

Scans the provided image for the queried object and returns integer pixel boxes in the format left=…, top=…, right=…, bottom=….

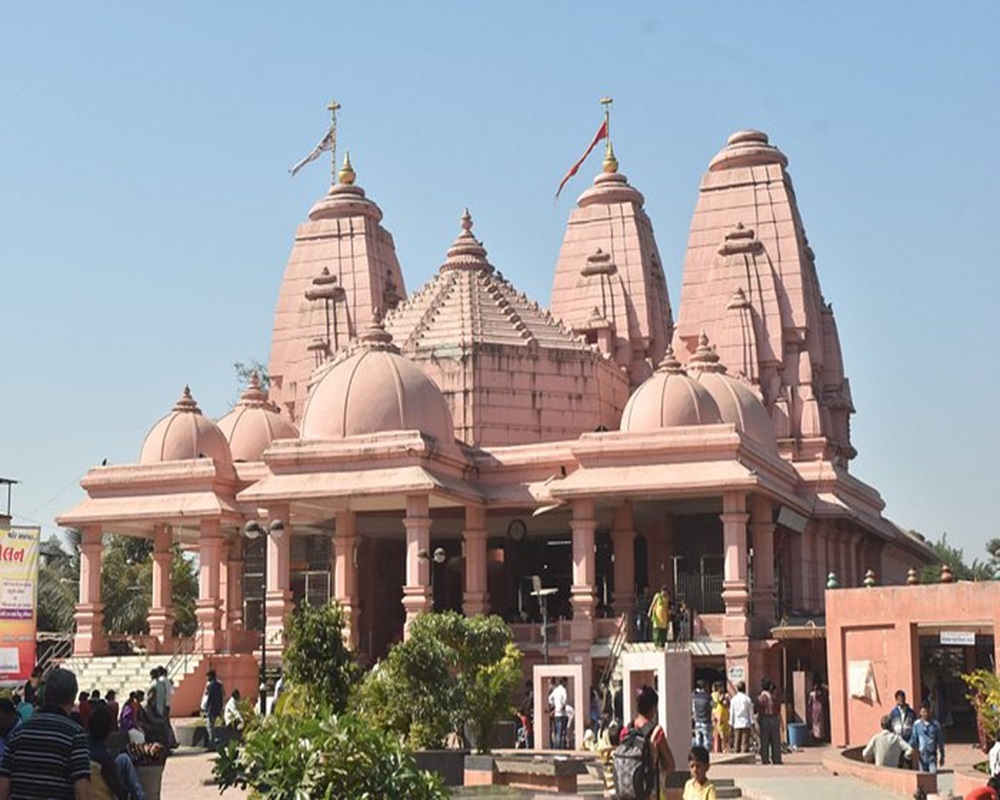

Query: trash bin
left=787, top=721, right=809, bottom=748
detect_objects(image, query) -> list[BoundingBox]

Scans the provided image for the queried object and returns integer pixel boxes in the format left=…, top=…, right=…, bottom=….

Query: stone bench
left=465, top=754, right=587, bottom=794
left=822, top=746, right=937, bottom=797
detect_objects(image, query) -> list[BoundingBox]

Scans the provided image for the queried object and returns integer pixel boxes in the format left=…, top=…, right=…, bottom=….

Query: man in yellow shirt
left=648, top=585, right=671, bottom=648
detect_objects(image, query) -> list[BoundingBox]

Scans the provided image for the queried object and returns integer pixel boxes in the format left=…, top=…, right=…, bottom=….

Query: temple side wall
left=826, top=582, right=1000, bottom=746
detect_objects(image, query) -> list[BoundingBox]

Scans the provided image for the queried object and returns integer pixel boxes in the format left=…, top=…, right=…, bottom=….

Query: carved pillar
left=800, top=523, right=817, bottom=612
left=611, top=503, right=636, bottom=616
left=225, top=536, right=244, bottom=631
left=402, top=494, right=432, bottom=635
left=720, top=491, right=750, bottom=688
left=333, top=510, right=360, bottom=649
left=195, top=519, right=224, bottom=653
left=74, top=524, right=106, bottom=656
left=750, top=496, right=776, bottom=626
left=264, top=505, right=292, bottom=650
left=148, top=525, right=174, bottom=645
left=462, top=504, right=489, bottom=617
left=570, top=498, right=596, bottom=642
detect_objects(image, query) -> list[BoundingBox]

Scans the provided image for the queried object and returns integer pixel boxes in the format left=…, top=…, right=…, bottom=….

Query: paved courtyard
left=161, top=739, right=988, bottom=798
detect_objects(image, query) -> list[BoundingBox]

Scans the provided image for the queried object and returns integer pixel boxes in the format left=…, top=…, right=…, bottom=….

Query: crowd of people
left=0, top=665, right=172, bottom=800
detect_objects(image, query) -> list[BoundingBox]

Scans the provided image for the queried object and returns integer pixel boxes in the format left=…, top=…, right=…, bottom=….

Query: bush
left=283, top=601, right=358, bottom=713
left=963, top=668, right=1000, bottom=753
left=213, top=712, right=447, bottom=799
left=352, top=612, right=522, bottom=753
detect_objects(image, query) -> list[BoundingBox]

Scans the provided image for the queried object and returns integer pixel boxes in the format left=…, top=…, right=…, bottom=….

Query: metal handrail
left=36, top=632, right=74, bottom=675
left=598, top=613, right=629, bottom=693
left=165, top=625, right=205, bottom=681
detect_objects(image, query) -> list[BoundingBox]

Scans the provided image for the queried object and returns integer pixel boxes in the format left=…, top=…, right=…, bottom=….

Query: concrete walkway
left=160, top=740, right=989, bottom=799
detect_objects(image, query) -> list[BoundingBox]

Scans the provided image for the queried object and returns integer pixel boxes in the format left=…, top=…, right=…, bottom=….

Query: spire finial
left=600, top=97, right=617, bottom=173
left=461, top=207, right=473, bottom=232
left=339, top=151, right=356, bottom=185
left=327, top=99, right=341, bottom=186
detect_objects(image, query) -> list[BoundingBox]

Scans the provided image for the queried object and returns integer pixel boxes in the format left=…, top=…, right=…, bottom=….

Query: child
left=683, top=745, right=717, bottom=800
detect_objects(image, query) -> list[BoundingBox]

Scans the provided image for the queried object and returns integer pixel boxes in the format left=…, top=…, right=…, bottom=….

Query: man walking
left=729, top=681, right=754, bottom=753
left=757, top=679, right=782, bottom=765
left=691, top=680, right=712, bottom=750
left=0, top=667, right=91, bottom=800
left=548, top=678, right=568, bottom=749
left=203, top=670, right=225, bottom=750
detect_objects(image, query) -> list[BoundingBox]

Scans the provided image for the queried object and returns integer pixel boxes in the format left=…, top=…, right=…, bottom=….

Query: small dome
left=686, top=332, right=777, bottom=451
left=301, top=313, right=454, bottom=442
left=217, top=373, right=298, bottom=462
left=140, top=386, right=233, bottom=466
left=620, top=347, right=722, bottom=432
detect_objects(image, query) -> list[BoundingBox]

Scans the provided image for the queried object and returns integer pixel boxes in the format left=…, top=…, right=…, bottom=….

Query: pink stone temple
left=59, top=129, right=933, bottom=702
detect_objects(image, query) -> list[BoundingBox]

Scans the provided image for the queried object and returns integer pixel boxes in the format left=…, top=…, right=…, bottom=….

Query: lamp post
left=418, top=547, right=447, bottom=610
left=243, top=518, right=285, bottom=715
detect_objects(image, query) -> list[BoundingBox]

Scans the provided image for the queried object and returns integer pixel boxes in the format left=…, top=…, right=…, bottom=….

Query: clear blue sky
left=1, top=3, right=997, bottom=564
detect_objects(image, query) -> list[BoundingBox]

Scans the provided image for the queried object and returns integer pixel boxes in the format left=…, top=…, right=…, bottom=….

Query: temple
left=58, top=126, right=933, bottom=707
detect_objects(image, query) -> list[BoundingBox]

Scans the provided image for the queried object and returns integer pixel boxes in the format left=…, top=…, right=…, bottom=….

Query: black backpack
left=612, top=719, right=657, bottom=799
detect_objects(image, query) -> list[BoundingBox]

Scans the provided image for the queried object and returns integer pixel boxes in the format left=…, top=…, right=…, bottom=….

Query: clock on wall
left=507, top=518, right=527, bottom=543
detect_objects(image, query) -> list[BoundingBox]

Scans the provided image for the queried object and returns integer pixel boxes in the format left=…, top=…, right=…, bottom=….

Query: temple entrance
left=918, top=629, right=995, bottom=744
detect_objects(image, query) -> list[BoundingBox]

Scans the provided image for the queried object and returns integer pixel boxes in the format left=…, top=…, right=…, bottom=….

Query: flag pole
left=327, top=100, right=341, bottom=186
left=600, top=97, right=613, bottom=152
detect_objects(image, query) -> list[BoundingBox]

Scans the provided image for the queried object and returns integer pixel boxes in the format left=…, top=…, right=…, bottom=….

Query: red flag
left=555, top=120, right=608, bottom=199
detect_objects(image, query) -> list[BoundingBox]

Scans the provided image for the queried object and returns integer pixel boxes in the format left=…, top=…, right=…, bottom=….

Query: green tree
left=37, top=534, right=78, bottom=632
left=282, top=602, right=358, bottom=713
left=353, top=611, right=523, bottom=752
left=918, top=532, right=993, bottom=583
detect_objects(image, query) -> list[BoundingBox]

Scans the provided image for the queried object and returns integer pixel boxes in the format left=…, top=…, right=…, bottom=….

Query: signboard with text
left=940, top=630, right=976, bottom=646
left=0, top=526, right=40, bottom=681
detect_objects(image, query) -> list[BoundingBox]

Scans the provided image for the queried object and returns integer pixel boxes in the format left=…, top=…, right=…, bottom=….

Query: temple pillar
left=570, top=498, right=596, bottom=643
left=402, top=494, right=432, bottom=635
left=264, top=505, right=292, bottom=650
left=225, top=536, right=244, bottom=632
left=148, top=525, right=174, bottom=646
left=333, top=510, right=360, bottom=649
left=462, top=504, right=488, bottom=617
left=611, top=503, right=636, bottom=617
left=74, top=524, right=106, bottom=656
left=801, top=523, right=817, bottom=612
left=196, top=519, right=224, bottom=653
left=750, top=496, right=777, bottom=626
left=720, top=491, right=750, bottom=689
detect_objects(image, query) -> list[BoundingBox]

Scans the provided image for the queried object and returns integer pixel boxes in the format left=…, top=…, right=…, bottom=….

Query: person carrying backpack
left=613, top=685, right=676, bottom=800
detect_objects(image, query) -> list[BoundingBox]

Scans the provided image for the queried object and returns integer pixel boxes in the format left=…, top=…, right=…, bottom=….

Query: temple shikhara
left=58, top=122, right=933, bottom=709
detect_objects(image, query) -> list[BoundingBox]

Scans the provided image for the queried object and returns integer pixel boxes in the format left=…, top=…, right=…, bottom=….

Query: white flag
left=289, top=126, right=335, bottom=177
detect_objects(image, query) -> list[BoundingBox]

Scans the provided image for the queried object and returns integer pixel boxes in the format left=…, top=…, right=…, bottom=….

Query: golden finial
left=339, top=151, right=356, bottom=185
left=603, top=141, right=618, bottom=173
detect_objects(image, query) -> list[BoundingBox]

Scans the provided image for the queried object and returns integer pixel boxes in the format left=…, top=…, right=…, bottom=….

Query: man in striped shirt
left=0, top=667, right=91, bottom=800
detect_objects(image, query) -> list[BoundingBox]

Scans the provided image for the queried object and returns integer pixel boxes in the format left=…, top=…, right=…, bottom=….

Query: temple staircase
left=59, top=652, right=205, bottom=703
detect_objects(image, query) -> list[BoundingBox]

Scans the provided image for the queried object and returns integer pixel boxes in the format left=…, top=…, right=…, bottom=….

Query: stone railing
left=821, top=746, right=936, bottom=797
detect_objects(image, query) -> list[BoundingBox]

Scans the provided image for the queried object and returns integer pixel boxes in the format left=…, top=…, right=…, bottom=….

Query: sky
left=1, top=3, right=997, bottom=563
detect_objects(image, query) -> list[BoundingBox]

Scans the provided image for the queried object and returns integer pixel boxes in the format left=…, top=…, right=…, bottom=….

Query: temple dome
left=301, top=314, right=454, bottom=442
left=620, top=347, right=722, bottom=432
left=217, top=372, right=298, bottom=461
left=686, top=332, right=777, bottom=451
left=139, top=386, right=233, bottom=466
left=708, top=129, right=788, bottom=172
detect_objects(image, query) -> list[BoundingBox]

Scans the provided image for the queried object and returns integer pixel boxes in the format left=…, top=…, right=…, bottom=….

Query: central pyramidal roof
left=385, top=211, right=629, bottom=446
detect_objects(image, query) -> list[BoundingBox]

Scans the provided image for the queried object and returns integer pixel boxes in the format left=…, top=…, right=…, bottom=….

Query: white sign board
left=940, top=631, right=976, bottom=646
left=728, top=664, right=745, bottom=683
